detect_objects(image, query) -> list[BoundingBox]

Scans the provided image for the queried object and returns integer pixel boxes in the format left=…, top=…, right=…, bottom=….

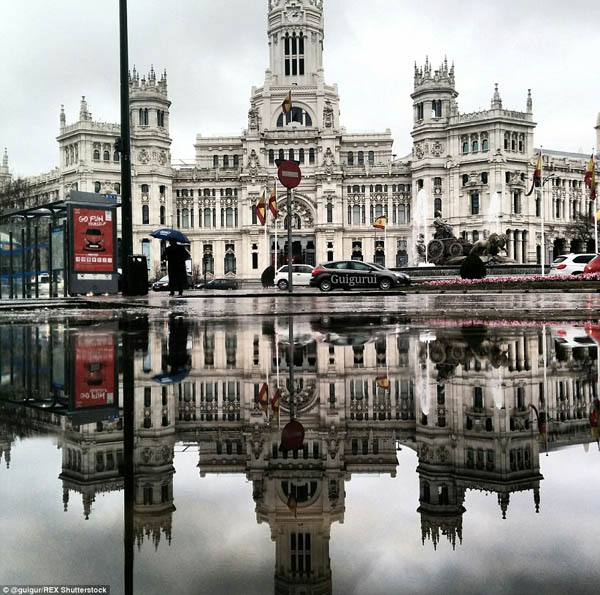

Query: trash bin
left=123, top=254, right=148, bottom=296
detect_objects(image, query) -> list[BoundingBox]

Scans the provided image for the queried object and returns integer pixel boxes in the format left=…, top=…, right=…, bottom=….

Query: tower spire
left=527, top=89, right=533, bottom=114
left=491, top=83, right=502, bottom=109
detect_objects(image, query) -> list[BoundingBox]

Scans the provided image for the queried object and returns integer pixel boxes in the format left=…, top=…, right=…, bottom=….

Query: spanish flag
left=585, top=154, right=596, bottom=201
left=373, top=216, right=387, bottom=230
left=525, top=153, right=542, bottom=196
left=258, top=382, right=269, bottom=413
left=256, top=192, right=266, bottom=226
left=268, top=184, right=278, bottom=218
left=281, top=90, right=292, bottom=115
left=376, top=376, right=390, bottom=390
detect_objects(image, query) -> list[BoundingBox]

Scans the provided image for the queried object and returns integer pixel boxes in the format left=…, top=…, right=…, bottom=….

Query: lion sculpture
left=469, top=233, right=509, bottom=260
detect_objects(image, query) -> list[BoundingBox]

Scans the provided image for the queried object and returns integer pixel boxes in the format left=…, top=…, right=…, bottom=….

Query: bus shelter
left=0, top=191, right=119, bottom=299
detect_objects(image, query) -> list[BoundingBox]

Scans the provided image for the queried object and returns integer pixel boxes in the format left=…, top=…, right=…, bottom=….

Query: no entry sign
left=277, top=160, right=302, bottom=189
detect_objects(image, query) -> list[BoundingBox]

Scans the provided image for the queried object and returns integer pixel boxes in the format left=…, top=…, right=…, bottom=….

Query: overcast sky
left=2, top=0, right=599, bottom=177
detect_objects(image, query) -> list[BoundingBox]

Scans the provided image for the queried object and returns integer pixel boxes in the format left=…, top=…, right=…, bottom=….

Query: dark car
left=309, top=260, right=410, bottom=292
left=203, top=278, right=239, bottom=290
left=151, top=274, right=194, bottom=291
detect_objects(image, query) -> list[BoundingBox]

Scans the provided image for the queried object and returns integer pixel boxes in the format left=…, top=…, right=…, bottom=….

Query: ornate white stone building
left=1, top=0, right=599, bottom=278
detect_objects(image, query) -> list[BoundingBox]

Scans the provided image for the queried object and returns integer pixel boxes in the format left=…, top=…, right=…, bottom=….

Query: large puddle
left=1, top=312, right=599, bottom=594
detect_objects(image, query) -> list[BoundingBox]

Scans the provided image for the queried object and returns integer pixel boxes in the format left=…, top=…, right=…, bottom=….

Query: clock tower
left=267, top=0, right=324, bottom=84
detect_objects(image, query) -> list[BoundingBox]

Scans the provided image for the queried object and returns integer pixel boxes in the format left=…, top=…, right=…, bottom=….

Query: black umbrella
left=150, top=228, right=190, bottom=244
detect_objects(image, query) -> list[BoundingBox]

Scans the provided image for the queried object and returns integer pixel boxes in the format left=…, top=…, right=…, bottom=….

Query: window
left=326, top=202, right=333, bottom=223
left=368, top=151, right=375, bottom=165
left=279, top=149, right=285, bottom=161
left=182, top=208, right=189, bottom=228
left=160, top=205, right=166, bottom=225
left=103, top=150, right=110, bottom=161
left=141, top=184, right=149, bottom=194
left=357, top=151, right=364, bottom=166
left=157, top=110, right=165, bottom=127
left=139, top=108, right=148, bottom=126
left=142, top=204, right=149, bottom=224
left=94, top=181, right=101, bottom=193
left=223, top=155, right=229, bottom=168
left=347, top=151, right=354, bottom=165
left=309, top=148, right=315, bottom=164
left=462, top=174, right=469, bottom=186
left=204, top=208, right=212, bottom=228
left=416, top=102, right=424, bottom=120
left=289, top=149, right=294, bottom=161
left=472, top=140, right=479, bottom=152
left=434, top=198, right=442, bottom=214
left=462, top=142, right=469, bottom=154
left=225, top=207, right=234, bottom=228
left=513, top=192, right=521, bottom=214
left=114, top=183, right=121, bottom=194
left=481, top=172, right=488, bottom=184
left=269, top=149, right=274, bottom=165
left=482, top=138, right=489, bottom=151
left=471, top=193, right=480, bottom=215
left=213, top=155, right=219, bottom=168
left=113, top=151, right=120, bottom=162
left=299, top=148, right=305, bottom=163
left=93, top=149, right=100, bottom=160
left=284, top=32, right=305, bottom=76
left=224, top=248, right=236, bottom=274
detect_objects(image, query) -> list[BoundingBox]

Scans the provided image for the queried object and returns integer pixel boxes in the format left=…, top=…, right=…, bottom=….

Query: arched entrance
left=276, top=194, right=316, bottom=266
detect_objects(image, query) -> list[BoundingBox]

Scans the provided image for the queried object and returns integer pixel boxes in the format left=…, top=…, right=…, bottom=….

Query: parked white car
left=274, top=264, right=315, bottom=290
left=550, top=253, right=597, bottom=276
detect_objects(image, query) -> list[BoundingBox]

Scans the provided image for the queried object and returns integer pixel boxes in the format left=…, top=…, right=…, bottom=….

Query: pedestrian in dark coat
left=164, top=239, right=190, bottom=296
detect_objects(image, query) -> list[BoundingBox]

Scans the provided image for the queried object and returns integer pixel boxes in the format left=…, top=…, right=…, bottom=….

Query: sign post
left=277, top=160, right=302, bottom=294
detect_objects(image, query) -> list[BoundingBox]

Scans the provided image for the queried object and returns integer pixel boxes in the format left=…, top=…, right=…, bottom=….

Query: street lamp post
left=539, top=173, right=554, bottom=276
left=119, top=0, right=133, bottom=294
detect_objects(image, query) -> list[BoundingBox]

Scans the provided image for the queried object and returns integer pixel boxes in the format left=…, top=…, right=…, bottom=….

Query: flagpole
left=274, top=181, right=279, bottom=271
left=594, top=150, right=598, bottom=255
left=264, top=183, right=269, bottom=272
left=540, top=148, right=545, bottom=276
left=384, top=220, right=387, bottom=268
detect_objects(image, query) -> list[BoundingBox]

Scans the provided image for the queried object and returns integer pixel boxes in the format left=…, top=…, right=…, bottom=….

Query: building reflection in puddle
left=0, top=314, right=598, bottom=594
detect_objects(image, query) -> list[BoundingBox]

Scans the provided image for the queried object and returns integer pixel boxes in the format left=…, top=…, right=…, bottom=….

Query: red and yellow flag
left=373, top=216, right=387, bottom=230
left=258, top=382, right=269, bottom=413
left=268, top=184, right=278, bottom=218
left=526, top=153, right=542, bottom=196
left=271, top=388, right=280, bottom=419
left=256, top=192, right=266, bottom=226
left=376, top=376, right=390, bottom=390
left=281, top=90, right=292, bottom=115
left=585, top=154, right=596, bottom=201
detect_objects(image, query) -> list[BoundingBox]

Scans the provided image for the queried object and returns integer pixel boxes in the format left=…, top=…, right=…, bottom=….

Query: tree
left=0, top=178, right=32, bottom=214
left=565, top=213, right=598, bottom=253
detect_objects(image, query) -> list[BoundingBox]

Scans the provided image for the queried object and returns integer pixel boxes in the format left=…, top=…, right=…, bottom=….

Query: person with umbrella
left=164, top=238, right=190, bottom=296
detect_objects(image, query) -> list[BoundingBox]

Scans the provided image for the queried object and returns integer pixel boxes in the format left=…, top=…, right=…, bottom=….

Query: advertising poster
left=72, top=207, right=115, bottom=272
left=74, top=332, right=115, bottom=409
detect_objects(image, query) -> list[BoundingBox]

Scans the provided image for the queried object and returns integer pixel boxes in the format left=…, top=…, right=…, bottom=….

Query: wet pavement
left=1, top=309, right=599, bottom=594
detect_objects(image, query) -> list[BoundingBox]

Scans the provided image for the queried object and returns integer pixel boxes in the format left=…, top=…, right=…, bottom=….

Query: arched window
left=368, top=151, right=375, bottom=165
left=233, top=154, right=239, bottom=168
left=204, top=208, right=212, bottom=228
left=269, top=149, right=274, bottom=165
left=375, top=184, right=383, bottom=192
left=225, top=207, right=234, bottom=227
left=309, top=148, right=315, bottom=164
left=94, top=181, right=101, bottom=193
left=181, top=208, right=189, bottom=228
left=160, top=205, right=166, bottom=225
left=113, top=151, right=120, bottom=162
left=289, top=149, right=295, bottom=161
left=482, top=138, right=489, bottom=151
left=462, top=142, right=469, bottom=154
left=374, top=204, right=383, bottom=218
left=299, top=148, right=305, bottom=163
left=352, top=205, right=361, bottom=225
left=472, top=140, right=479, bottom=152
left=142, top=204, right=149, bottom=224
left=462, top=174, right=469, bottom=186
left=93, top=149, right=100, bottom=160
left=357, top=151, right=364, bottom=166
left=223, top=155, right=229, bottom=168
left=103, top=151, right=110, bottom=161
left=434, top=198, right=442, bottom=214
left=279, top=149, right=285, bottom=161
left=213, top=155, right=219, bottom=168
left=277, top=107, right=312, bottom=127
left=347, top=151, right=354, bottom=165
